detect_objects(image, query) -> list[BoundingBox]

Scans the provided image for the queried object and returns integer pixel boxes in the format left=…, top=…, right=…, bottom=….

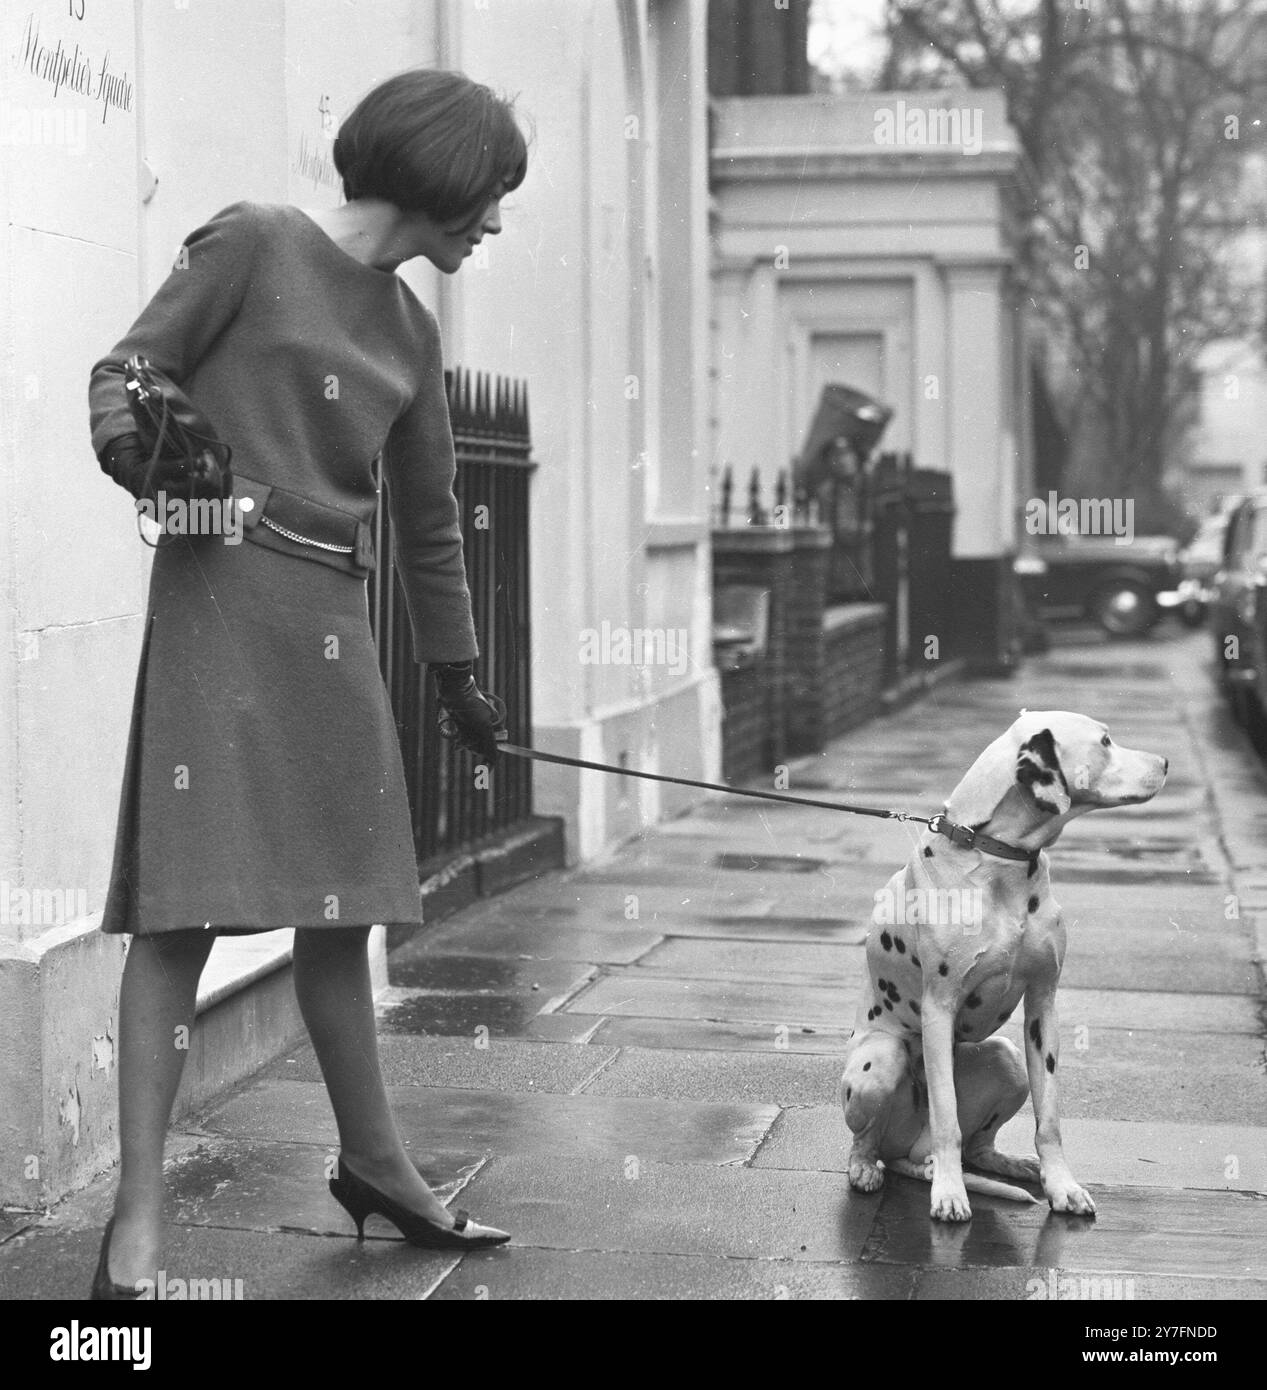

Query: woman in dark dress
left=87, top=69, right=527, bottom=1297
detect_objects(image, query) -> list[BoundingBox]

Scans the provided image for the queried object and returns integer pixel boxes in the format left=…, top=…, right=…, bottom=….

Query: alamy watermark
left=579, top=621, right=689, bottom=677
left=135, top=492, right=244, bottom=545
left=0, top=102, right=86, bottom=155
left=1025, top=1272, right=1135, bottom=1301
left=1024, top=492, right=1135, bottom=545
left=873, top=100, right=983, bottom=156
left=0, top=882, right=88, bottom=928
left=873, top=885, right=984, bottom=931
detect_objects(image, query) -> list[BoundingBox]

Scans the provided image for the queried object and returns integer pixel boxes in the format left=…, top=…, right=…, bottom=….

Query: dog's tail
left=886, top=1158, right=1038, bottom=1204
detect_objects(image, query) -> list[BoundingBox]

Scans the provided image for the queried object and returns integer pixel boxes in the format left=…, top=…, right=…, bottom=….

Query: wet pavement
left=4, top=627, right=1267, bottom=1301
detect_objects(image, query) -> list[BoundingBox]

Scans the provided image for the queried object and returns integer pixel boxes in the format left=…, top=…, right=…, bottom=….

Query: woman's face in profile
left=406, top=194, right=504, bottom=275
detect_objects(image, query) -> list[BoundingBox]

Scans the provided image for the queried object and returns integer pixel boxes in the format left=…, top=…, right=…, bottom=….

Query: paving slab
left=752, top=1104, right=1267, bottom=1192
left=163, top=1136, right=484, bottom=1236
left=492, top=879, right=787, bottom=917
left=428, top=1246, right=918, bottom=1300
left=450, top=1152, right=878, bottom=1262
left=202, top=1079, right=778, bottom=1167
left=408, top=918, right=663, bottom=964
left=631, top=934, right=1259, bottom=995
left=577, top=1045, right=846, bottom=1106
left=387, top=952, right=595, bottom=996
left=267, top=1035, right=619, bottom=1093
left=564, top=973, right=1259, bottom=1034
left=0, top=1221, right=459, bottom=1301
left=565, top=973, right=859, bottom=1027
left=911, top=1264, right=1267, bottom=1301
left=862, top=1177, right=1267, bottom=1281
left=557, top=1014, right=855, bottom=1055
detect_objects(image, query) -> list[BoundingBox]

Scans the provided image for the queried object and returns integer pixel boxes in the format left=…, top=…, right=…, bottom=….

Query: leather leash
left=496, top=741, right=1039, bottom=866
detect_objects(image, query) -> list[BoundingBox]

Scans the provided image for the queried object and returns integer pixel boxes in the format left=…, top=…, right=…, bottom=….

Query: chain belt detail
left=259, top=513, right=354, bottom=554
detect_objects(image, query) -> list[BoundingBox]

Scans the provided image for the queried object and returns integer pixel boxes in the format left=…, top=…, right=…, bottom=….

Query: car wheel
left=1089, top=581, right=1158, bottom=638
left=1178, top=598, right=1207, bottom=629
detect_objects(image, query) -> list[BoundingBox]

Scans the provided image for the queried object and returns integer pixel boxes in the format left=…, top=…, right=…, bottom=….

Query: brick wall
left=784, top=530, right=831, bottom=755
left=821, top=603, right=887, bottom=741
left=719, top=664, right=769, bottom=784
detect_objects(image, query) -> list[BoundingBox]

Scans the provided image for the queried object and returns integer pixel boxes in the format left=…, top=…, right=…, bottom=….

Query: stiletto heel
left=328, top=1156, right=510, bottom=1250
left=90, top=1217, right=146, bottom=1301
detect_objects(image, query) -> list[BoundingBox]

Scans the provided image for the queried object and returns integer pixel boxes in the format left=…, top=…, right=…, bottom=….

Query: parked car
left=1208, top=490, right=1267, bottom=739
left=1175, top=509, right=1235, bottom=628
left=1015, top=534, right=1183, bottom=638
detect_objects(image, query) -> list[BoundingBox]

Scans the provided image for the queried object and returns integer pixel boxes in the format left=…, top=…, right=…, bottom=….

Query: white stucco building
left=0, top=0, right=717, bottom=1203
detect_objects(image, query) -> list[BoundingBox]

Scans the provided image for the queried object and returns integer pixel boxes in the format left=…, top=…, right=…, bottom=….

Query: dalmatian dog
left=839, top=711, right=1167, bottom=1222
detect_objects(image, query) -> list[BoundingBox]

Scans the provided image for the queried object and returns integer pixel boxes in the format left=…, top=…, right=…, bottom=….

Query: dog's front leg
left=921, top=1003, right=971, bottom=1221
left=1023, top=986, right=1095, bottom=1217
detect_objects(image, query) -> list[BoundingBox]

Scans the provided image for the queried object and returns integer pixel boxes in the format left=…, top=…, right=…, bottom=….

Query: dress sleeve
left=381, top=308, right=479, bottom=665
left=87, top=200, right=262, bottom=457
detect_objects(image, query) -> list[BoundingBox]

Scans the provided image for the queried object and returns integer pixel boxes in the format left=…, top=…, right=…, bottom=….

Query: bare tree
left=878, top=0, right=1267, bottom=515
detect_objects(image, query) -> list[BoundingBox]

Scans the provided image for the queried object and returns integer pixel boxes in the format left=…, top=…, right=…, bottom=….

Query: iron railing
left=713, top=455, right=956, bottom=686
left=370, top=366, right=535, bottom=870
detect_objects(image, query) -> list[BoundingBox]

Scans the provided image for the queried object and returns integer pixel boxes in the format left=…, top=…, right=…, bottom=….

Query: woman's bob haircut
left=334, top=69, right=528, bottom=225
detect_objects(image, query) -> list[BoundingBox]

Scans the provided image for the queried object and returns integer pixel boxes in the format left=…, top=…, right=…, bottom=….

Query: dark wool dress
left=88, top=202, right=478, bottom=935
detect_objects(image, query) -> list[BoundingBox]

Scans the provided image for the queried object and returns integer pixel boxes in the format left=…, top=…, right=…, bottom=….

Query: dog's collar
left=928, top=813, right=1040, bottom=867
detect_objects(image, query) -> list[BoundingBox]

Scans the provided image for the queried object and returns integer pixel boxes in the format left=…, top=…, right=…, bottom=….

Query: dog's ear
left=1016, top=728, right=1071, bottom=815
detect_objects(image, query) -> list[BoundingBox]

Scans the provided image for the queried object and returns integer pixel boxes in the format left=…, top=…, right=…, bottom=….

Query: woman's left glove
left=433, top=661, right=508, bottom=761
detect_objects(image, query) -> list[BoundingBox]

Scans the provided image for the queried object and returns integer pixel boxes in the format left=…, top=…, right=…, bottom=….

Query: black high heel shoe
left=328, top=1157, right=511, bottom=1250
left=90, top=1217, right=146, bottom=1300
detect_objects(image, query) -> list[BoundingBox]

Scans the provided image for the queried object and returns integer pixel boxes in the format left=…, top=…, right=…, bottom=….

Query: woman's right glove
left=97, top=431, right=228, bottom=502
left=433, top=661, right=508, bottom=762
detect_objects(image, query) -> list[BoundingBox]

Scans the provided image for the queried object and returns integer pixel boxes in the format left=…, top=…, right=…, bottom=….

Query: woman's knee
left=291, top=925, right=372, bottom=967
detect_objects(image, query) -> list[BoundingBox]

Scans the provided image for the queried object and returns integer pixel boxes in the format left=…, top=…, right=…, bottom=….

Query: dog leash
left=497, top=742, right=1038, bottom=865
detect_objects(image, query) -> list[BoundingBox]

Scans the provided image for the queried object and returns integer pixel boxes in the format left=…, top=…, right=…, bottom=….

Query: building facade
left=0, top=0, right=717, bottom=1204
left=709, top=89, right=1033, bottom=670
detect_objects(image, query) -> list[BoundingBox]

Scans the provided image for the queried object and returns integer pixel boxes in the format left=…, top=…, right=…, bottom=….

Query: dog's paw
left=965, top=1146, right=1041, bottom=1183
left=930, top=1182, right=972, bottom=1222
left=848, top=1157, right=886, bottom=1193
left=1046, top=1178, right=1096, bottom=1217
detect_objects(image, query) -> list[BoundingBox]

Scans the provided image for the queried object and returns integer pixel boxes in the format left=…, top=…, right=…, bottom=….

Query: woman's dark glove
left=97, top=430, right=228, bottom=502
left=433, top=661, right=508, bottom=761
left=97, top=432, right=156, bottom=498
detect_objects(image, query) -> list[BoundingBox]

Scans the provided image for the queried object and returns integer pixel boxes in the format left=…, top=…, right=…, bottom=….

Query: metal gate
left=370, top=366, right=535, bottom=870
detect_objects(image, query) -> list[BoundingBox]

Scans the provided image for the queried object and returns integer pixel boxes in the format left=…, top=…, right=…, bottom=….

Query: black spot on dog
left=894, top=936, right=906, bottom=954
left=938, top=961, right=949, bottom=977
left=1029, top=1019, right=1042, bottom=1051
left=880, top=931, right=893, bottom=951
left=1028, top=895, right=1039, bottom=913
left=998, top=1010, right=1010, bottom=1022
left=883, top=999, right=893, bottom=1011
left=877, top=977, right=887, bottom=990
left=965, top=992, right=981, bottom=1009
left=866, top=1008, right=876, bottom=1021
left=1046, top=1053, right=1056, bottom=1073
left=923, top=846, right=933, bottom=858
left=910, top=1001, right=920, bottom=1015
left=863, top=1061, right=871, bottom=1072
left=889, top=989, right=901, bottom=1004
left=911, top=954, right=921, bottom=968
left=846, top=1087, right=852, bottom=1101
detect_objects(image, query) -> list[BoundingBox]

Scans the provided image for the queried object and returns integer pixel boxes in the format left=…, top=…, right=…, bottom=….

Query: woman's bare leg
left=109, top=929, right=217, bottom=1287
left=291, top=927, right=452, bottom=1227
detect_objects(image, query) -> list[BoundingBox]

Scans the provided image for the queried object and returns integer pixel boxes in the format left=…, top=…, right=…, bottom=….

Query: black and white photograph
left=0, top=0, right=1264, bottom=1343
